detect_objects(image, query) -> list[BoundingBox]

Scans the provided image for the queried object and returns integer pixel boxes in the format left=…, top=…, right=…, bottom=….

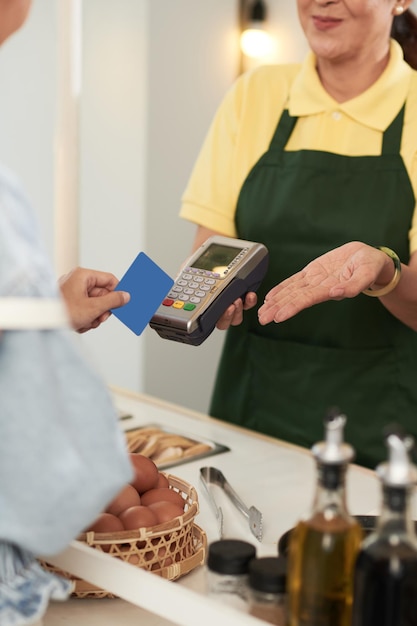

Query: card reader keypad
left=162, top=268, right=221, bottom=311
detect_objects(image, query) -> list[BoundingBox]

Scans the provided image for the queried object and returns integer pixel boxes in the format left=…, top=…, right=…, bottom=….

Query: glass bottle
left=247, top=556, right=287, bottom=625
left=206, top=539, right=256, bottom=610
left=286, top=410, right=363, bottom=626
left=351, top=429, right=417, bottom=626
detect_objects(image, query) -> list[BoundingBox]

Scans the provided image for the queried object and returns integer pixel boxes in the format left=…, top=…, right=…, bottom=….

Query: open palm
left=258, top=242, right=387, bottom=324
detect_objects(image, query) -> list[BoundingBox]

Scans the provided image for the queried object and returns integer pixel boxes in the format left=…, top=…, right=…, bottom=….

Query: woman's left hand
left=258, top=241, right=393, bottom=325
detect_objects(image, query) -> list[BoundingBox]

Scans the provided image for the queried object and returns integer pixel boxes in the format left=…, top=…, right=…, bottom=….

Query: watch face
left=192, top=243, right=241, bottom=274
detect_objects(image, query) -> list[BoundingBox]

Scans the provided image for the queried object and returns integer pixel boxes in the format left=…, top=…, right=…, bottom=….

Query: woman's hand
left=188, top=226, right=259, bottom=331
left=258, top=242, right=394, bottom=325
left=216, top=291, right=258, bottom=330
left=59, top=267, right=130, bottom=333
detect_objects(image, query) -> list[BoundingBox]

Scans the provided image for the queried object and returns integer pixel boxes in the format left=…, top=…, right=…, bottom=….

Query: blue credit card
left=111, top=252, right=174, bottom=336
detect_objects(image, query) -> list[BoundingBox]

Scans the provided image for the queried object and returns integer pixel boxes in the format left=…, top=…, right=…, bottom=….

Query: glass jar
left=248, top=556, right=287, bottom=625
left=206, top=539, right=256, bottom=611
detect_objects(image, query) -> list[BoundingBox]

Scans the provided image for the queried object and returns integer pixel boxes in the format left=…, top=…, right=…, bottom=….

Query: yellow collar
left=288, top=40, right=413, bottom=131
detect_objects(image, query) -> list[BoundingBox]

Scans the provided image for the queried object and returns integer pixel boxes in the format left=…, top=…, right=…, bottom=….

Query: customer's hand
left=258, top=242, right=393, bottom=325
left=59, top=267, right=130, bottom=333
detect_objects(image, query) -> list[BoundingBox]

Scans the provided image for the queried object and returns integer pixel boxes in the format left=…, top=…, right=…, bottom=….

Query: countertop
left=43, top=386, right=385, bottom=626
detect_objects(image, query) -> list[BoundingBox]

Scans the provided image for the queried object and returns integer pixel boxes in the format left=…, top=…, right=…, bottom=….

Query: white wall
left=78, top=0, right=148, bottom=392
left=0, top=1, right=57, bottom=257
left=77, top=0, right=241, bottom=406
left=143, top=0, right=238, bottom=410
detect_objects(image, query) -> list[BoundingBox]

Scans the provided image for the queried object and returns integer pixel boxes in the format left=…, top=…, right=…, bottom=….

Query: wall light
left=240, top=0, right=274, bottom=60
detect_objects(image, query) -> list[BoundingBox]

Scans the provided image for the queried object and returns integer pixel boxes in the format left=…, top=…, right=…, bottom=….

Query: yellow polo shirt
left=180, top=40, right=417, bottom=253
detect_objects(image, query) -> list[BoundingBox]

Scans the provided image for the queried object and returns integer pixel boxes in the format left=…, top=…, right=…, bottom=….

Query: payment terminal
left=150, top=236, right=269, bottom=346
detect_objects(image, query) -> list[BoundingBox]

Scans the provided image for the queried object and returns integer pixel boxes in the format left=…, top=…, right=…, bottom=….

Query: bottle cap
left=248, top=556, right=287, bottom=593
left=311, top=407, right=354, bottom=465
left=207, top=539, right=257, bottom=575
left=377, top=426, right=417, bottom=487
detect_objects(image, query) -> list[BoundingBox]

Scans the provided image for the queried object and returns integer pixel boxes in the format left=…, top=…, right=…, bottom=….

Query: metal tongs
left=200, top=466, right=263, bottom=542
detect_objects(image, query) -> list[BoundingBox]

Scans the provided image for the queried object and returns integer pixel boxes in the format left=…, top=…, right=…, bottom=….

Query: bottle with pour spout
left=286, top=409, right=363, bottom=626
left=351, top=427, right=417, bottom=626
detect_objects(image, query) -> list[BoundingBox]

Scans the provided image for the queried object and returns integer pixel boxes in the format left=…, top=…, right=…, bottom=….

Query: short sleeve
left=179, top=77, right=245, bottom=237
left=179, top=64, right=299, bottom=237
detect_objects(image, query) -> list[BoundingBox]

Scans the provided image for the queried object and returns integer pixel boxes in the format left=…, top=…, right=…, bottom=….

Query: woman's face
left=0, top=0, right=32, bottom=46
left=297, top=0, right=409, bottom=64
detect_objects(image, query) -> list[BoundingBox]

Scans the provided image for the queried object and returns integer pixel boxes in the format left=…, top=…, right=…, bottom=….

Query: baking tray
left=123, top=422, right=230, bottom=470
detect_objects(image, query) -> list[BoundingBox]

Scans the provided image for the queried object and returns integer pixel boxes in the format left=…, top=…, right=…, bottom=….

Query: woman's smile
left=312, top=15, right=343, bottom=31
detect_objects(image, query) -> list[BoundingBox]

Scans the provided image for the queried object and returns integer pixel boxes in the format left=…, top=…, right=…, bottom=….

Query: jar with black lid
left=206, top=539, right=256, bottom=610
left=247, top=556, right=287, bottom=625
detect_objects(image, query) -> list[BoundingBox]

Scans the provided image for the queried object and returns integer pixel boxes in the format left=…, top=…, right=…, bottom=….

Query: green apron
left=210, top=105, right=417, bottom=468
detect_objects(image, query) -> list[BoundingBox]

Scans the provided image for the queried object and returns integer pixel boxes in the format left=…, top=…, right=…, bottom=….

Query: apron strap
left=381, top=104, right=405, bottom=155
left=268, top=109, right=297, bottom=151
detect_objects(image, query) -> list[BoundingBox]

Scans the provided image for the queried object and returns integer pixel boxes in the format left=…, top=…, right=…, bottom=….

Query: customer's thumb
left=106, top=290, right=130, bottom=311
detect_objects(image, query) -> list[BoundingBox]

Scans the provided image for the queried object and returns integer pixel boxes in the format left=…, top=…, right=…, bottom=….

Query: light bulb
left=240, top=24, right=274, bottom=59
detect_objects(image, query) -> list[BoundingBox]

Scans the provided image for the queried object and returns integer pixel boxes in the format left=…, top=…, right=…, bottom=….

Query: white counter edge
left=43, top=540, right=267, bottom=626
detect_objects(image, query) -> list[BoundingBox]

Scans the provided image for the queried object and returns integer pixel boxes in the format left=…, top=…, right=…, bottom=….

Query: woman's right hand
left=216, top=291, right=257, bottom=330
left=189, top=226, right=258, bottom=330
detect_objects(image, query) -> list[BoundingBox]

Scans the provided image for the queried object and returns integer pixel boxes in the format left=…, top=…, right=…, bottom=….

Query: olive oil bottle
left=287, top=410, right=363, bottom=626
left=351, top=429, right=417, bottom=626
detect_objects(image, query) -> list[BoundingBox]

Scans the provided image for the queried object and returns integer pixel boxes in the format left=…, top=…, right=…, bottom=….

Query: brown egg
left=126, top=553, right=141, bottom=565
left=130, top=453, right=159, bottom=494
left=106, top=483, right=141, bottom=516
left=157, top=546, right=173, bottom=568
left=155, top=472, right=170, bottom=489
left=85, top=513, right=124, bottom=552
left=119, top=505, right=158, bottom=530
left=148, top=501, right=184, bottom=524
left=151, top=553, right=173, bottom=570
left=86, top=512, right=125, bottom=534
left=119, top=546, right=141, bottom=565
left=140, top=487, right=185, bottom=509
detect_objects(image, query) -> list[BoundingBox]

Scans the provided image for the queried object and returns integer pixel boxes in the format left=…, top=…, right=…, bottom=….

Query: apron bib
left=210, top=106, right=417, bottom=468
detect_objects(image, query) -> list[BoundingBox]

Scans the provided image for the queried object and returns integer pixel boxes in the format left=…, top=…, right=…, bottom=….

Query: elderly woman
left=181, top=0, right=417, bottom=468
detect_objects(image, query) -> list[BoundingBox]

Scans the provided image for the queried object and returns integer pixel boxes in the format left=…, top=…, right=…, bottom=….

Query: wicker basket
left=40, top=473, right=207, bottom=598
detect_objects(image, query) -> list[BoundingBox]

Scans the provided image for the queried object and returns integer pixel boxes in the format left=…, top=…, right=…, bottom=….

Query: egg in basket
left=40, top=453, right=206, bottom=598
